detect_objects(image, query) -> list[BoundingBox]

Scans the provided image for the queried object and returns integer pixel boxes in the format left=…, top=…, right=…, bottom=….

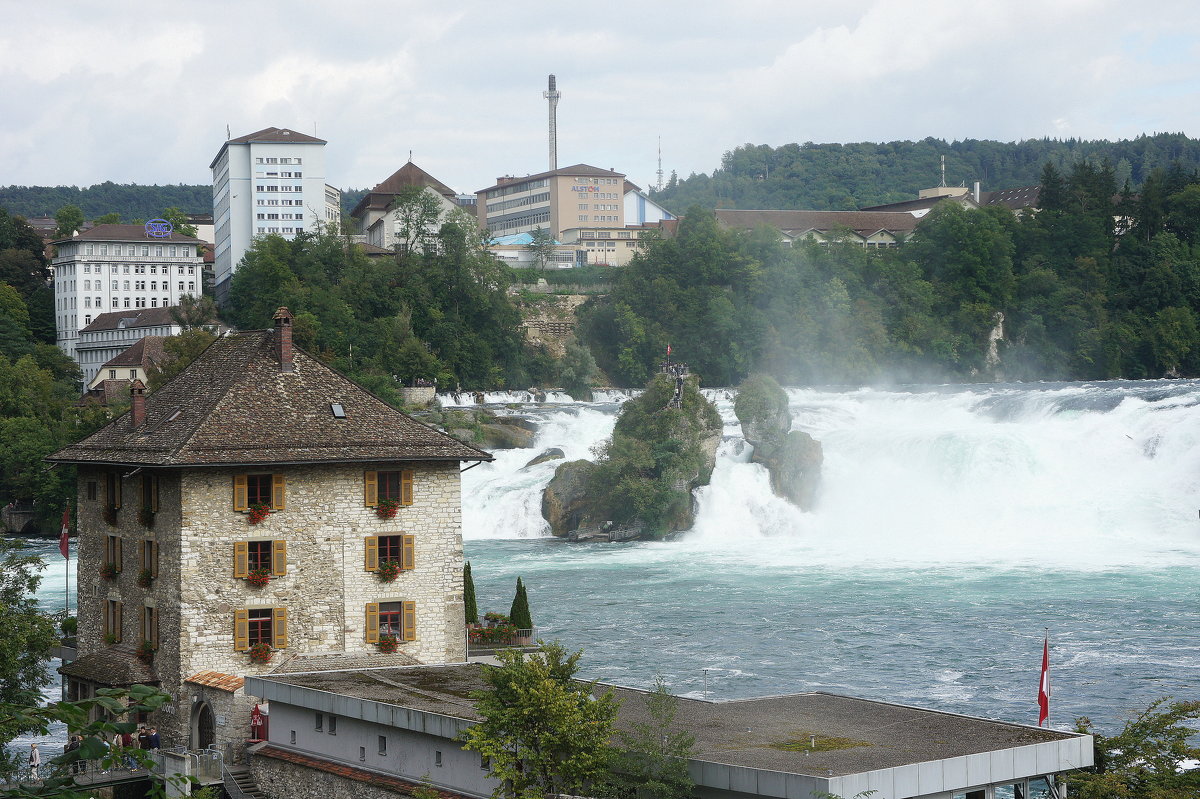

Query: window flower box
left=377, top=560, right=401, bottom=583
left=376, top=498, right=400, bottom=519
left=248, top=643, right=272, bottom=664
left=136, top=569, right=153, bottom=589
left=100, top=562, right=120, bottom=581
left=103, top=506, right=118, bottom=526
left=137, top=506, right=155, bottom=528
left=103, top=632, right=119, bottom=645
left=247, top=567, right=271, bottom=588
left=136, top=640, right=156, bottom=664
left=247, top=503, right=271, bottom=525
left=377, top=635, right=398, bottom=654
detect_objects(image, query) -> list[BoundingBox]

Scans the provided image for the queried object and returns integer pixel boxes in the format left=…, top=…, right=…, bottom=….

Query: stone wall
left=520, top=294, right=589, bottom=358
left=73, top=460, right=467, bottom=752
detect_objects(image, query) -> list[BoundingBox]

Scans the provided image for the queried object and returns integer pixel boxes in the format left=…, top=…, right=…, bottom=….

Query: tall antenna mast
left=940, top=155, right=946, bottom=187
left=543, top=74, right=561, bottom=171
left=656, top=136, right=664, bottom=192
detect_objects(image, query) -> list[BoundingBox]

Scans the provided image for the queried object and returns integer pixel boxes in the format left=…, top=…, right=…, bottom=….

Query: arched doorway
left=191, top=701, right=215, bottom=750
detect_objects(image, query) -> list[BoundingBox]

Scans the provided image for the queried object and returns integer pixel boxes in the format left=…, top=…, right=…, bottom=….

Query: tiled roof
left=100, top=336, right=168, bottom=370
left=47, top=327, right=492, bottom=467
left=716, top=209, right=921, bottom=237
left=80, top=307, right=179, bottom=334
left=59, top=645, right=158, bottom=686
left=252, top=744, right=471, bottom=799
left=981, top=185, right=1041, bottom=209
left=227, top=127, right=326, bottom=145
left=185, top=671, right=245, bottom=692
left=52, top=223, right=201, bottom=245
left=476, top=164, right=625, bottom=194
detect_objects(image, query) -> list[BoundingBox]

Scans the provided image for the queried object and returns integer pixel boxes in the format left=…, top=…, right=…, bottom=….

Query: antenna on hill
left=408, top=150, right=413, bottom=163
left=656, top=136, right=664, bottom=192
left=226, top=124, right=231, bottom=141
left=544, top=74, right=561, bottom=171
left=940, top=155, right=946, bottom=187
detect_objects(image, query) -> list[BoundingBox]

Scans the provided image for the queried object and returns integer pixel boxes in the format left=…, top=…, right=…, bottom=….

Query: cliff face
left=541, top=372, right=722, bottom=541
left=734, top=374, right=822, bottom=511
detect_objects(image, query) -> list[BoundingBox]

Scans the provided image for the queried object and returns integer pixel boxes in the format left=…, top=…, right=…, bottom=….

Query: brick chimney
left=130, top=379, right=146, bottom=428
left=273, top=307, right=294, bottom=372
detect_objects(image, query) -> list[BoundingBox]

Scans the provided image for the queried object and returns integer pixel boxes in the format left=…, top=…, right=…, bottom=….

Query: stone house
left=49, top=308, right=490, bottom=755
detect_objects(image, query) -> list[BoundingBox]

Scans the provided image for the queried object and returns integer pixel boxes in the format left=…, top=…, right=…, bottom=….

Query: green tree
left=528, top=227, right=556, bottom=270
left=169, top=294, right=218, bottom=331
left=556, top=337, right=598, bottom=400
left=461, top=643, right=619, bottom=799
left=53, top=205, right=83, bottom=239
left=91, top=212, right=120, bottom=225
left=390, top=186, right=444, bottom=255
left=0, top=540, right=60, bottom=780
left=508, top=577, right=532, bottom=630
left=463, top=562, right=478, bottom=625
left=1067, top=698, right=1200, bottom=799
left=607, top=677, right=695, bottom=799
left=0, top=684, right=174, bottom=795
left=160, top=206, right=198, bottom=238
left=226, top=235, right=303, bottom=329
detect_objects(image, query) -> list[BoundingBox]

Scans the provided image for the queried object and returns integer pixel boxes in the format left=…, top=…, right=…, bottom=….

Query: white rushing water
left=458, top=381, right=1200, bottom=730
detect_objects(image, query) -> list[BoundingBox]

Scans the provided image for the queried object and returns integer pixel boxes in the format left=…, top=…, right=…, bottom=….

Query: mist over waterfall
left=462, top=382, right=1200, bottom=571
left=457, top=382, right=1200, bottom=731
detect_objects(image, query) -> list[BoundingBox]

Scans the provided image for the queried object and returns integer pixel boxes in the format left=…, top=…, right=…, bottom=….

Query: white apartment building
left=210, top=127, right=340, bottom=302
left=51, top=225, right=203, bottom=367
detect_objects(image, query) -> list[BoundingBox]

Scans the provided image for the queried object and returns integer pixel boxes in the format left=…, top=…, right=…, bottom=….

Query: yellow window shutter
left=150, top=541, right=159, bottom=578
left=364, top=471, right=378, bottom=507
left=116, top=536, right=123, bottom=571
left=364, top=537, right=379, bottom=572
left=272, top=474, right=286, bottom=510
left=115, top=602, right=123, bottom=643
left=402, top=601, right=416, bottom=641
left=150, top=607, right=159, bottom=648
left=365, top=603, right=380, bottom=643
left=273, top=607, right=288, bottom=649
left=103, top=603, right=110, bottom=638
left=150, top=475, right=159, bottom=512
left=233, top=542, right=249, bottom=578
left=402, top=535, right=415, bottom=571
left=233, top=475, right=248, bottom=511
left=272, top=540, right=288, bottom=576
left=234, top=609, right=249, bottom=651
left=139, top=606, right=146, bottom=642
left=113, top=474, right=122, bottom=509
left=401, top=470, right=414, bottom=506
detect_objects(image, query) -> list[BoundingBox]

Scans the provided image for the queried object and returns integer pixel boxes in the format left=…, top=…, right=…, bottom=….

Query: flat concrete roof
left=254, top=664, right=1079, bottom=778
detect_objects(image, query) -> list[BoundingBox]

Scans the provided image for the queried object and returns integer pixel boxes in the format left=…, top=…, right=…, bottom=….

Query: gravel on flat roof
left=258, top=664, right=1077, bottom=776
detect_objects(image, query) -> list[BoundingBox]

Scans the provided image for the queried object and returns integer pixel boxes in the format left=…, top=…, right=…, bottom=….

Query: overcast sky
left=3, top=0, right=1200, bottom=198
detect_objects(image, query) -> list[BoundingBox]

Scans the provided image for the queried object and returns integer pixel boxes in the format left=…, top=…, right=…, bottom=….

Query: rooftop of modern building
left=715, top=208, right=924, bottom=236
left=97, top=335, right=167, bottom=369
left=253, top=663, right=1079, bottom=778
left=48, top=314, right=492, bottom=468
left=79, top=307, right=180, bottom=334
left=210, top=127, right=326, bottom=168
left=476, top=164, right=626, bottom=195
left=52, top=223, right=202, bottom=246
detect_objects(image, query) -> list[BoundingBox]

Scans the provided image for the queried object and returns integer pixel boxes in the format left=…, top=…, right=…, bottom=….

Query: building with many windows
left=50, top=308, right=490, bottom=754
left=210, top=128, right=341, bottom=303
left=349, top=162, right=461, bottom=253
left=51, top=225, right=203, bottom=366
left=76, top=309, right=180, bottom=388
left=475, top=164, right=628, bottom=241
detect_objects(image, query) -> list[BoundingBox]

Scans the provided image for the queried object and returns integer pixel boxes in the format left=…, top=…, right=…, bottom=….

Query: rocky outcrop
left=477, top=423, right=536, bottom=449
left=734, top=374, right=822, bottom=510
left=542, top=460, right=596, bottom=537
left=541, top=372, right=723, bottom=540
left=415, top=408, right=539, bottom=450
left=524, top=448, right=565, bottom=468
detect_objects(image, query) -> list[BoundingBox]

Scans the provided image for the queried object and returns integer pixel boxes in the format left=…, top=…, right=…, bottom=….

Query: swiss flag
left=59, top=508, right=70, bottom=559
left=1037, top=638, right=1050, bottom=727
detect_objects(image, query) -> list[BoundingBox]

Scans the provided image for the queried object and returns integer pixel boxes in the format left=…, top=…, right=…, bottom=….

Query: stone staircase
left=224, top=766, right=267, bottom=799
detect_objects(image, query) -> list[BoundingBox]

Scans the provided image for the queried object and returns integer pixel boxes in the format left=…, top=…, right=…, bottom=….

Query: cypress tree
left=509, top=577, right=533, bottom=630
left=463, top=562, right=478, bottom=625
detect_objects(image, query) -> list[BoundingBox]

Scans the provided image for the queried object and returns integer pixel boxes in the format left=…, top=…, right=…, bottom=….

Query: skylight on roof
left=330, top=403, right=346, bottom=419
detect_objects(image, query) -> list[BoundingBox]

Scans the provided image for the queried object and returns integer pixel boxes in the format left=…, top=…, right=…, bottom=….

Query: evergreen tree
left=509, top=577, right=532, bottom=631
left=463, top=562, right=478, bottom=625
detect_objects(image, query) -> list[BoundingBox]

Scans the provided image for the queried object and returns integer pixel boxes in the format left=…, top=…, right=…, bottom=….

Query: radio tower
left=543, top=74, right=561, bottom=171
left=656, top=136, right=664, bottom=192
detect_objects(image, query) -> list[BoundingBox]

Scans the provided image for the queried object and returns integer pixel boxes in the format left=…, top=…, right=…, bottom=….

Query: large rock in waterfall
left=542, top=460, right=596, bottom=537
left=734, top=374, right=822, bottom=510
left=540, top=371, right=723, bottom=541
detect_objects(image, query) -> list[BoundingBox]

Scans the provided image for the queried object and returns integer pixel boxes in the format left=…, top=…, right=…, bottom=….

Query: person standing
left=28, top=743, right=40, bottom=782
left=147, top=727, right=160, bottom=750
left=65, top=735, right=81, bottom=774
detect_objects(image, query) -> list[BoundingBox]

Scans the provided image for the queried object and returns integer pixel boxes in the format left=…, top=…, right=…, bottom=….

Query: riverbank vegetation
left=583, top=161, right=1200, bottom=385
